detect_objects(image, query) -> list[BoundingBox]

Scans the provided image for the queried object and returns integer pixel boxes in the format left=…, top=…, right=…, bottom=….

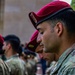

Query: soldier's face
left=37, top=21, right=60, bottom=53
left=35, top=43, right=44, bottom=53
left=2, top=41, right=9, bottom=54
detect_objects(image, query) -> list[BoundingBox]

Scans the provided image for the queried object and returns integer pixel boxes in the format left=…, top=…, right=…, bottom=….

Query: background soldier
left=2, top=34, right=28, bottom=75
left=0, top=35, right=10, bottom=75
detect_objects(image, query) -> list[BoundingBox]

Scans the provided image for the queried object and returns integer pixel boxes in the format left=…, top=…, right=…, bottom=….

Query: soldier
left=2, top=34, right=28, bottom=75
left=0, top=35, right=10, bottom=75
left=25, top=30, right=46, bottom=75
left=24, top=48, right=37, bottom=75
left=26, top=30, right=57, bottom=75
left=28, top=1, right=75, bottom=75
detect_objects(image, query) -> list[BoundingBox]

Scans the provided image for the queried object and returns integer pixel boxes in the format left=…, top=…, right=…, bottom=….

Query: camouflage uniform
left=26, top=59, right=37, bottom=75
left=5, top=54, right=28, bottom=75
left=0, top=58, right=10, bottom=75
left=46, top=61, right=57, bottom=75
left=50, top=44, right=75, bottom=75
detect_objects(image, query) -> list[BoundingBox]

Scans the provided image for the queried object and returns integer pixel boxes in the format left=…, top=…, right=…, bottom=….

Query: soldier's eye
left=40, top=32, right=43, bottom=34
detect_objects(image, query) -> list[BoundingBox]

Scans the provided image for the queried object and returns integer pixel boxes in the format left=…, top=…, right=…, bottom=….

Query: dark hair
left=47, top=9, right=75, bottom=36
left=4, top=34, right=20, bottom=52
left=18, top=46, right=23, bottom=56
left=0, top=43, right=3, bottom=50
left=0, top=43, right=4, bottom=54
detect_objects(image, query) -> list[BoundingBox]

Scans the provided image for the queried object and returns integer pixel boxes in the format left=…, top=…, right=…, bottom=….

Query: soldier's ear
left=55, top=22, right=63, bottom=36
left=7, top=43, right=11, bottom=49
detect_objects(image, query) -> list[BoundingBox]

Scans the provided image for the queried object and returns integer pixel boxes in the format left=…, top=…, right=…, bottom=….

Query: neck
left=5, top=49, right=17, bottom=59
left=57, top=36, right=75, bottom=58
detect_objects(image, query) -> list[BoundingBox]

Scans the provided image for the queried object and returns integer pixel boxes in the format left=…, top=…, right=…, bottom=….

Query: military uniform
left=50, top=44, right=75, bottom=75
left=46, top=61, right=57, bottom=75
left=5, top=54, right=28, bottom=75
left=0, top=58, right=10, bottom=75
left=26, top=59, right=37, bottom=75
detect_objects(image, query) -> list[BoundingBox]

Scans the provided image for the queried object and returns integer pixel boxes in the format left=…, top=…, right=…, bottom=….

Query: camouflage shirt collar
left=59, top=43, right=75, bottom=62
left=7, top=54, right=19, bottom=60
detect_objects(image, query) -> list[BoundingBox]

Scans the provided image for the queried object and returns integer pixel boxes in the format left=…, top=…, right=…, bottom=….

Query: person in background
left=2, top=34, right=28, bottom=75
left=29, top=1, right=75, bottom=75
left=25, top=30, right=46, bottom=75
left=24, top=48, right=37, bottom=75
left=18, top=45, right=27, bottom=61
left=25, top=31, right=39, bottom=75
left=0, top=35, right=10, bottom=75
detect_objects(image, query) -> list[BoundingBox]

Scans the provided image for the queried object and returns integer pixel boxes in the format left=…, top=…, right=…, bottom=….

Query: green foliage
left=71, top=0, right=75, bottom=10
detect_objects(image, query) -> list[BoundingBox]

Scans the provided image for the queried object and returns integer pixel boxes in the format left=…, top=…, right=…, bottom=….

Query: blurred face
left=35, top=43, right=44, bottom=53
left=20, top=52, right=27, bottom=61
left=37, top=21, right=60, bottom=53
left=2, top=41, right=9, bottom=54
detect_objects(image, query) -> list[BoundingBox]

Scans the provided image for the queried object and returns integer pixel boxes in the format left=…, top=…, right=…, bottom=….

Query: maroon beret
left=25, top=30, right=40, bottom=52
left=29, top=1, right=72, bottom=28
left=0, top=35, right=4, bottom=45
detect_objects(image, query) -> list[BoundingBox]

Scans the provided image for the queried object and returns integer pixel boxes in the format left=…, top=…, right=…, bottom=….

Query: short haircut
left=4, top=34, right=20, bottom=52
left=47, top=9, right=75, bottom=36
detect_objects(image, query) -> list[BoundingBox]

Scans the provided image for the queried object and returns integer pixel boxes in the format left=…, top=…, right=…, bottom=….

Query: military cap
left=25, top=30, right=40, bottom=52
left=0, top=35, right=4, bottom=45
left=0, top=35, right=4, bottom=54
left=29, top=1, right=72, bottom=28
left=0, top=35, right=4, bottom=49
left=24, top=48, right=36, bottom=56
